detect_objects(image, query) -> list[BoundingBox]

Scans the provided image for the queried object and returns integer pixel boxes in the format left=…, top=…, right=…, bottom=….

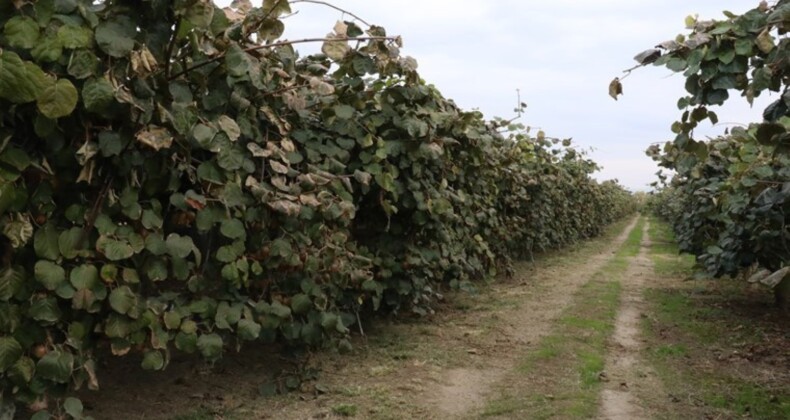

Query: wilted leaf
left=218, top=115, right=241, bottom=141
left=322, top=35, right=350, bottom=61
left=269, top=200, right=301, bottom=216
left=756, top=29, right=775, bottom=54
left=2, top=213, right=33, bottom=248
left=270, top=160, right=289, bottom=174
left=608, top=77, right=623, bottom=100
left=136, top=125, right=173, bottom=151
left=633, top=48, right=661, bottom=65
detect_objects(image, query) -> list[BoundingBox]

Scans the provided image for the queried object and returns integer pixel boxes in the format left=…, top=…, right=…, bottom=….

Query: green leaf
left=34, top=223, right=60, bottom=260
left=101, top=264, right=118, bottom=283
left=217, top=146, right=245, bottom=171
left=104, top=314, right=131, bottom=338
left=70, top=264, right=99, bottom=290
left=197, top=161, right=225, bottom=184
left=290, top=294, right=312, bottom=315
left=220, top=218, right=246, bottom=239
left=95, top=17, right=136, bottom=57
left=57, top=25, right=93, bottom=49
left=184, top=0, right=214, bottom=30
left=0, top=50, right=46, bottom=104
left=62, top=397, right=84, bottom=418
left=237, top=319, right=261, bottom=341
left=333, top=104, right=355, bottom=119
left=141, top=209, right=164, bottom=230
left=755, top=122, right=786, bottom=145
left=197, top=333, right=223, bottom=361
left=165, top=234, right=195, bottom=259
left=31, top=36, right=63, bottom=63
left=36, top=350, right=74, bottom=383
left=7, top=356, right=35, bottom=386
left=67, top=49, right=99, bottom=79
left=145, top=233, right=167, bottom=256
left=263, top=0, right=292, bottom=16
left=175, top=331, right=197, bottom=353
left=109, top=286, right=136, bottom=314
left=82, top=77, right=116, bottom=113
left=0, top=266, right=25, bottom=301
left=270, top=301, right=292, bottom=318
left=270, top=238, right=293, bottom=258
left=0, top=337, right=23, bottom=372
left=192, top=123, right=217, bottom=146
left=225, top=43, right=251, bottom=77
left=34, top=260, right=66, bottom=291
left=37, top=78, right=79, bottom=119
left=59, top=227, right=86, bottom=259
left=29, top=296, right=62, bottom=323
left=96, top=236, right=135, bottom=261
left=99, top=131, right=124, bottom=157
left=3, top=16, right=40, bottom=49
left=54, top=0, right=78, bottom=13
left=163, top=311, right=182, bottom=330
left=141, top=350, right=165, bottom=371
left=145, top=258, right=168, bottom=282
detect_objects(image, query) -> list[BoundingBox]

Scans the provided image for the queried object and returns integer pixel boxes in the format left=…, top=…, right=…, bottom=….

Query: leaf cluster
left=637, top=0, right=790, bottom=280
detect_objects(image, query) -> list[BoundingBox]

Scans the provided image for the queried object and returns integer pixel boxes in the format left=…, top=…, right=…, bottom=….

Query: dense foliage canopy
left=0, top=1, right=634, bottom=416
left=629, top=1, right=790, bottom=302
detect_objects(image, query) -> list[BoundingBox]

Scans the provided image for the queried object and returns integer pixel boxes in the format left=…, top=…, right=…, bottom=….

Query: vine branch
left=290, top=0, right=373, bottom=27
left=164, top=15, right=182, bottom=79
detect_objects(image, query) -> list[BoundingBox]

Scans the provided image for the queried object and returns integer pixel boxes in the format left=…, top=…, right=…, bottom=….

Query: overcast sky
left=217, top=1, right=770, bottom=191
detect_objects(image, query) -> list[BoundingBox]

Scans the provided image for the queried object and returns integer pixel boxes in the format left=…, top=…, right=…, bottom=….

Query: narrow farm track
left=256, top=217, right=645, bottom=420
left=432, top=217, right=642, bottom=417
left=598, top=221, right=664, bottom=419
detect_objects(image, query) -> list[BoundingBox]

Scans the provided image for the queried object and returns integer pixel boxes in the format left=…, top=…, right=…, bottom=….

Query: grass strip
left=641, top=217, right=790, bottom=419
left=481, top=216, right=645, bottom=418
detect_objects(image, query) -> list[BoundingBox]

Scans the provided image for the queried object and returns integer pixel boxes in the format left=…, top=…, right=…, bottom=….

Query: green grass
left=653, top=344, right=687, bottom=358
left=642, top=218, right=790, bottom=419
left=332, top=403, right=358, bottom=417
left=481, top=217, right=644, bottom=418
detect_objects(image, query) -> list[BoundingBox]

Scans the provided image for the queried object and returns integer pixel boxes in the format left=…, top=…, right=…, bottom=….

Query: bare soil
left=598, top=222, right=664, bottom=420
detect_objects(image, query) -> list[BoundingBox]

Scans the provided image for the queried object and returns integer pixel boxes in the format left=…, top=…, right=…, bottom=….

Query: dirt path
left=432, top=217, right=641, bottom=417
left=598, top=221, right=664, bottom=419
